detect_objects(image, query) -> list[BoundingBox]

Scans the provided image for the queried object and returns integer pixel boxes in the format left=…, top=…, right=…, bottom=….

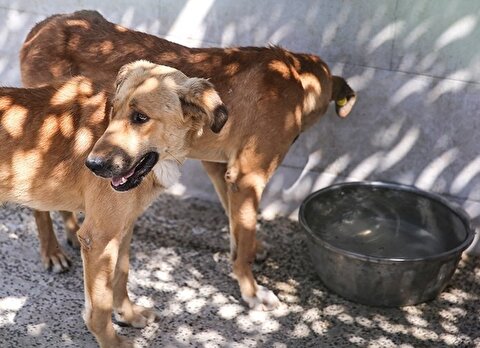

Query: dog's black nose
left=85, top=156, right=109, bottom=176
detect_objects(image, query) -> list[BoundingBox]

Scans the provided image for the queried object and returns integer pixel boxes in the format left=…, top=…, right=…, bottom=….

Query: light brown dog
left=1, top=61, right=227, bottom=347
left=21, top=10, right=356, bottom=310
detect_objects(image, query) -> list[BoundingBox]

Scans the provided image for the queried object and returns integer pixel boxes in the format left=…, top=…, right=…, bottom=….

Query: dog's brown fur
left=20, top=10, right=356, bottom=311
left=1, top=61, right=227, bottom=347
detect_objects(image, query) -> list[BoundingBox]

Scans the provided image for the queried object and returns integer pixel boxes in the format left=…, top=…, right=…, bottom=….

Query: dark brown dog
left=21, top=10, right=356, bottom=310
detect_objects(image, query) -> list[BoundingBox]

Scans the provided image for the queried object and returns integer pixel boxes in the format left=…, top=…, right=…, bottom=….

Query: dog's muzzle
left=85, top=152, right=159, bottom=192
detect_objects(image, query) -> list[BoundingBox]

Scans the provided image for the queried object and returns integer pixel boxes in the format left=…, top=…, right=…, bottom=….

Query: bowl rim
left=298, top=181, right=476, bottom=264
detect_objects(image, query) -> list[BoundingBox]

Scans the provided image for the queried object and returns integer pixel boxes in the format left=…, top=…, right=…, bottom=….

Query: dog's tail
left=331, top=76, right=356, bottom=118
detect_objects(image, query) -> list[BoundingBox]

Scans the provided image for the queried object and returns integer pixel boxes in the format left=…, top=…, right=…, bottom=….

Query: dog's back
left=0, top=77, right=109, bottom=210
left=21, top=10, right=355, bottom=126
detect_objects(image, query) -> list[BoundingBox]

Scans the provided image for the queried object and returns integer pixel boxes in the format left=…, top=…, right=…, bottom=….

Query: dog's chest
left=153, top=160, right=181, bottom=188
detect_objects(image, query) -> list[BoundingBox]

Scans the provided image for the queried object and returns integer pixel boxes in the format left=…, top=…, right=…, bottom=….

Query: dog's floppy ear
left=114, top=63, right=132, bottom=94
left=178, top=78, right=228, bottom=134
left=331, top=75, right=356, bottom=118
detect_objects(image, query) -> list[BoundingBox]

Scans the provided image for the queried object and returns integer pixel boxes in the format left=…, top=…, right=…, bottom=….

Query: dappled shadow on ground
left=0, top=194, right=479, bottom=347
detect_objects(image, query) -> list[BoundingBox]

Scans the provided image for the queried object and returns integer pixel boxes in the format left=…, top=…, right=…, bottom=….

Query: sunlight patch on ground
left=0, top=296, right=27, bottom=326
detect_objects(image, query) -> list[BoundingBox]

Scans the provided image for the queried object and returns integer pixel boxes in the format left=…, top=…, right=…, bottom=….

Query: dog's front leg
left=227, top=170, right=280, bottom=311
left=78, top=220, right=132, bottom=348
left=113, top=225, right=159, bottom=327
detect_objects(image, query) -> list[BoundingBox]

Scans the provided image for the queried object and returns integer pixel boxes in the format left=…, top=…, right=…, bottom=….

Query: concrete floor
left=0, top=194, right=479, bottom=347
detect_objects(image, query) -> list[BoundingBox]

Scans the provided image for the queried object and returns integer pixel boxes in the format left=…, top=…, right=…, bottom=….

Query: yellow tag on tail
left=336, top=97, right=347, bottom=107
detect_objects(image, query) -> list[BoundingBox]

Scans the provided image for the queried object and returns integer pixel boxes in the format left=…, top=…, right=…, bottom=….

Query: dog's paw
left=114, top=304, right=159, bottom=329
left=41, top=249, right=71, bottom=273
left=242, top=285, right=280, bottom=311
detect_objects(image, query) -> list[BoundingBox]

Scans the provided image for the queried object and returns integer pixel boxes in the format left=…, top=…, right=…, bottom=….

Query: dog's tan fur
left=1, top=61, right=227, bottom=347
left=20, top=10, right=356, bottom=311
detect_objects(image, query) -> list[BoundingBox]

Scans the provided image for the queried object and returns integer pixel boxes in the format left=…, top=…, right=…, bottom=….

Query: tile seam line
left=389, top=0, right=400, bottom=71
left=0, top=6, right=46, bottom=15
left=325, top=59, right=480, bottom=86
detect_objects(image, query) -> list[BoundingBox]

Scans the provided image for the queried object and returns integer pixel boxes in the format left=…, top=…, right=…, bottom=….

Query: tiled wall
left=2, top=1, right=479, bottom=252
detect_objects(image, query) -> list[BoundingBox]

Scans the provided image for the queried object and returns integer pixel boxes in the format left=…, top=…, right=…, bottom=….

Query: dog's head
left=331, top=76, right=356, bottom=118
left=85, top=60, right=228, bottom=191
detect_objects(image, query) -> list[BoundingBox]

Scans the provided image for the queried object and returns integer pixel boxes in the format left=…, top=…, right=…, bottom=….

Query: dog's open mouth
left=111, top=152, right=159, bottom=192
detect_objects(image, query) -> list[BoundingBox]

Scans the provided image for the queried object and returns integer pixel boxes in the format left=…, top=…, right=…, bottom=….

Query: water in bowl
left=308, top=186, right=464, bottom=259
left=323, top=215, right=445, bottom=258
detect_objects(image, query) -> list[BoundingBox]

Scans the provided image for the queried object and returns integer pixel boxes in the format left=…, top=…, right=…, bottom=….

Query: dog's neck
left=153, top=159, right=182, bottom=188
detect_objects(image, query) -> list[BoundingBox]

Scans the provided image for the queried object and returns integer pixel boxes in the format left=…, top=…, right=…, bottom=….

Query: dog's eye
left=131, top=111, right=150, bottom=124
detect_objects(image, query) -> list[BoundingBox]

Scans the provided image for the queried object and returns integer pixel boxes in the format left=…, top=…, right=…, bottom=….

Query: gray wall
left=1, top=1, right=479, bottom=252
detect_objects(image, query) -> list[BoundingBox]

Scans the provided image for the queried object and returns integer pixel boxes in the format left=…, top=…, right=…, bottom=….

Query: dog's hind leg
left=34, top=210, right=71, bottom=272
left=113, top=226, right=158, bottom=328
left=227, top=164, right=280, bottom=311
left=203, top=160, right=269, bottom=261
left=60, top=211, right=80, bottom=248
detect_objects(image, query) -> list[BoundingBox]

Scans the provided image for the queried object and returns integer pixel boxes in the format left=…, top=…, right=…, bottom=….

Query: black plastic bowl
left=299, top=181, right=474, bottom=307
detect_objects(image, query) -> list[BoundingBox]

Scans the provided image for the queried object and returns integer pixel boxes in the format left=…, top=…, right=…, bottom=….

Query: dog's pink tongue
left=111, top=168, right=135, bottom=187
